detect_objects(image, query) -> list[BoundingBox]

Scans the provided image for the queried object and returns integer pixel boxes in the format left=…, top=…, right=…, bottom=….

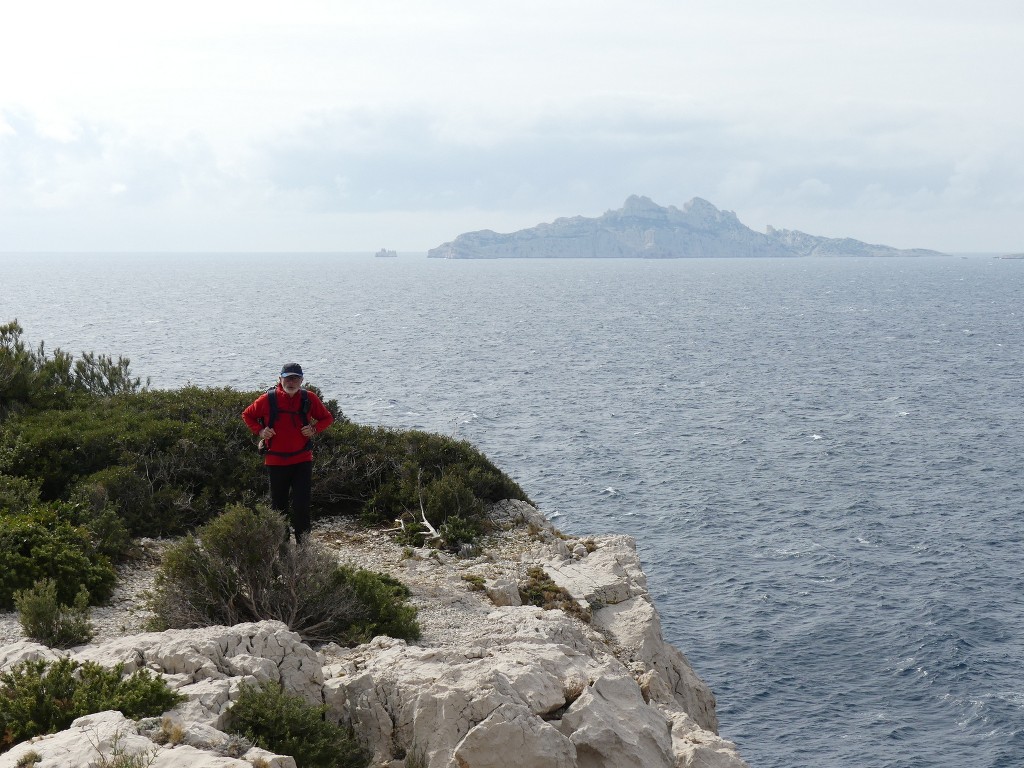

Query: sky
left=1, top=0, right=1022, bottom=253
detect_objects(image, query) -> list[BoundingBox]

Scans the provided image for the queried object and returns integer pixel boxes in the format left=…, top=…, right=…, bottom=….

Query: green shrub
left=519, top=566, right=588, bottom=621
left=150, top=504, right=419, bottom=645
left=14, top=578, right=94, bottom=648
left=72, top=465, right=155, bottom=540
left=336, top=566, right=421, bottom=645
left=424, top=474, right=484, bottom=527
left=0, top=658, right=182, bottom=753
left=438, top=514, right=481, bottom=551
left=0, top=386, right=266, bottom=536
left=1, top=320, right=146, bottom=421
left=228, top=681, right=367, bottom=768
left=313, top=423, right=529, bottom=526
left=1, top=327, right=529, bottom=537
left=0, top=507, right=116, bottom=610
left=0, top=474, right=41, bottom=514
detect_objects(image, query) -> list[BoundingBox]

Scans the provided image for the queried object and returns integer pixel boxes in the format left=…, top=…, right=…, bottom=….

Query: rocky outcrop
left=0, top=502, right=747, bottom=768
left=764, top=225, right=942, bottom=257
left=427, top=195, right=946, bottom=259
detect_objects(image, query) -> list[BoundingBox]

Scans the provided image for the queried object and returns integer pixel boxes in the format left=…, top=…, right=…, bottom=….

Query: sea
left=2, top=252, right=1022, bottom=768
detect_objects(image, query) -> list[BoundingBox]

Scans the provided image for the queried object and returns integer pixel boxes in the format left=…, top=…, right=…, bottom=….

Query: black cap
left=280, top=363, right=304, bottom=378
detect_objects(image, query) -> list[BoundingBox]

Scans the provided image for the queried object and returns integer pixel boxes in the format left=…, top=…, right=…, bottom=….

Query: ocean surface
left=2, top=252, right=1022, bottom=767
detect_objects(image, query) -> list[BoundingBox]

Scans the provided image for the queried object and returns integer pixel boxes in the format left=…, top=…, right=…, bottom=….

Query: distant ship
left=375, top=248, right=398, bottom=258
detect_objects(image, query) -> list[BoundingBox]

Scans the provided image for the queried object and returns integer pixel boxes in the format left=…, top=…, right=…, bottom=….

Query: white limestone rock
left=484, top=577, right=522, bottom=607
left=31, top=621, right=327, bottom=731
left=321, top=599, right=724, bottom=768
left=593, top=595, right=718, bottom=732
left=537, top=533, right=719, bottom=733
left=558, top=673, right=675, bottom=768
left=665, top=708, right=749, bottom=768
left=489, top=498, right=550, bottom=529
left=540, top=534, right=644, bottom=607
left=453, top=703, right=577, bottom=768
left=322, top=626, right=604, bottom=765
left=0, top=503, right=748, bottom=768
left=71, top=621, right=323, bottom=705
left=0, top=639, right=60, bottom=671
left=0, top=710, right=297, bottom=768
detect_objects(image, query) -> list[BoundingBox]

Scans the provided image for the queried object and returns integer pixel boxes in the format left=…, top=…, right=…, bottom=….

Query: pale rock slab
left=484, top=577, right=522, bottom=607
left=558, top=673, right=675, bottom=768
left=539, top=534, right=644, bottom=607
left=323, top=630, right=603, bottom=766
left=0, top=639, right=60, bottom=671
left=453, top=703, right=577, bottom=768
left=69, top=620, right=324, bottom=727
left=665, top=708, right=748, bottom=768
left=592, top=595, right=717, bottom=732
left=0, top=710, right=297, bottom=768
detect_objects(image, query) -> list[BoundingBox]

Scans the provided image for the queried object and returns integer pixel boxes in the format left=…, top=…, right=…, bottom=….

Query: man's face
left=280, top=375, right=303, bottom=395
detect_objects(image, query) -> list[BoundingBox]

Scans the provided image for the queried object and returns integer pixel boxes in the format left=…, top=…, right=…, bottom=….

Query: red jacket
left=241, top=385, right=335, bottom=466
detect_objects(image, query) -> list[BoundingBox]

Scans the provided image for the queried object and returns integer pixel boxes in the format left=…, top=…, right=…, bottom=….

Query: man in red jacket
left=242, top=362, right=335, bottom=542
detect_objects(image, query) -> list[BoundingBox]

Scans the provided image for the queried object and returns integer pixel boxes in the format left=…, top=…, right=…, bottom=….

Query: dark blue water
left=3, top=253, right=1022, bottom=767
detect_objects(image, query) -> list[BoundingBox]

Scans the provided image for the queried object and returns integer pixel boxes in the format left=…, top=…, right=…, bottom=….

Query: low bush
left=0, top=474, right=41, bottom=514
left=304, top=421, right=528, bottom=527
left=228, top=681, right=367, bottom=768
left=1, top=320, right=146, bottom=417
left=0, top=386, right=266, bottom=536
left=336, top=566, right=420, bottom=645
left=519, top=566, right=587, bottom=620
left=0, top=507, right=116, bottom=610
left=149, top=504, right=419, bottom=645
left=2, top=328, right=530, bottom=545
left=0, top=657, right=182, bottom=753
left=14, top=578, right=94, bottom=648
left=438, top=515, right=482, bottom=552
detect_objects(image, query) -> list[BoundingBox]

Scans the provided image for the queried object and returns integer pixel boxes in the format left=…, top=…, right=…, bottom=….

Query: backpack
left=257, top=388, right=312, bottom=456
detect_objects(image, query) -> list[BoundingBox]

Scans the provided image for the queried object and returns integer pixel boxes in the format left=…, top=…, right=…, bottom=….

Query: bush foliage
left=1, top=320, right=147, bottom=423
left=150, top=504, right=420, bottom=645
left=14, top=578, right=94, bottom=648
left=229, top=681, right=368, bottom=768
left=1, top=324, right=528, bottom=618
left=0, top=506, right=116, bottom=610
left=1, top=323, right=529, bottom=541
left=0, top=657, right=183, bottom=753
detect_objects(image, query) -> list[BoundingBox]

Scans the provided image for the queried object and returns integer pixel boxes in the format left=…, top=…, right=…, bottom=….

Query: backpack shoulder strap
left=299, top=389, right=310, bottom=423
left=266, top=388, right=279, bottom=427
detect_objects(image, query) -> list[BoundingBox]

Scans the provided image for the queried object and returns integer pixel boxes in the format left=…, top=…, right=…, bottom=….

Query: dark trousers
left=267, top=461, right=313, bottom=540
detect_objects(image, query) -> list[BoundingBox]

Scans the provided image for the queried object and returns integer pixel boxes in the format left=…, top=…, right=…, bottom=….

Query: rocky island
left=427, top=195, right=946, bottom=259
left=0, top=502, right=747, bottom=768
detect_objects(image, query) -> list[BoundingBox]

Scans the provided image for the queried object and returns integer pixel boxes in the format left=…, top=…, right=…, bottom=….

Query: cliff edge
left=0, top=501, right=747, bottom=768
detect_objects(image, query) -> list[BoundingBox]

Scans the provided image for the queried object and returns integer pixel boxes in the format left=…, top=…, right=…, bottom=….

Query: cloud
left=2, top=1, right=1023, bottom=252
left=4, top=97, right=1023, bottom=252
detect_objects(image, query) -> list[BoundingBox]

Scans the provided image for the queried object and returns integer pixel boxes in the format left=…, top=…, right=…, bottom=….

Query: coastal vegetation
left=0, top=320, right=527, bottom=622
left=0, top=658, right=183, bottom=751
left=228, top=681, right=368, bottom=768
left=0, top=321, right=534, bottom=758
left=149, top=504, right=420, bottom=644
left=13, top=578, right=94, bottom=648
